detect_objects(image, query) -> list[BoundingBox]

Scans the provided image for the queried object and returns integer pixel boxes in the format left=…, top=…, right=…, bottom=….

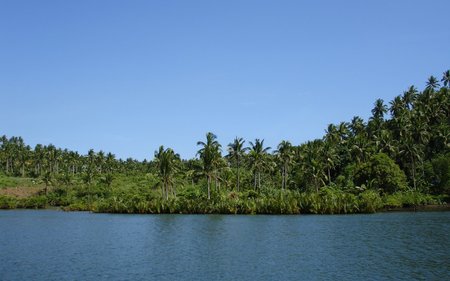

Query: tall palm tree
left=442, top=70, right=450, bottom=88
left=18, top=145, right=30, bottom=177
left=275, top=140, right=293, bottom=189
left=84, top=149, right=97, bottom=186
left=42, top=171, right=53, bottom=196
left=97, top=150, right=105, bottom=174
left=402, top=86, right=417, bottom=110
left=33, top=144, right=45, bottom=176
left=227, top=137, right=247, bottom=192
left=154, top=145, right=179, bottom=200
left=399, top=136, right=422, bottom=190
left=371, top=98, right=387, bottom=121
left=105, top=152, right=116, bottom=173
left=390, top=96, right=405, bottom=120
left=369, top=99, right=387, bottom=141
left=425, top=75, right=440, bottom=92
left=349, top=116, right=365, bottom=137
left=248, top=139, right=271, bottom=190
left=197, top=132, right=221, bottom=200
left=322, top=142, right=338, bottom=185
left=302, top=140, right=326, bottom=192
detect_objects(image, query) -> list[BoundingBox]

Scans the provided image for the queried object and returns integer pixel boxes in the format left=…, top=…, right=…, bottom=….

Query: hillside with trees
left=1, top=71, right=449, bottom=214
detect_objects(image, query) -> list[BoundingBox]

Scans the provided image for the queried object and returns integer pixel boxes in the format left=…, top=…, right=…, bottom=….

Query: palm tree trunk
left=411, top=157, right=416, bottom=190
left=258, top=172, right=261, bottom=190
left=285, top=165, right=288, bottom=189
left=315, top=176, right=319, bottom=193
left=328, top=167, right=331, bottom=185
left=207, top=175, right=211, bottom=200
left=237, top=160, right=240, bottom=192
left=166, top=182, right=169, bottom=200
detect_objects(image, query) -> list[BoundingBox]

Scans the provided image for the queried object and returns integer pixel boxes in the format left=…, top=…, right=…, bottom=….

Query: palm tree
left=84, top=149, right=97, bottom=187
left=322, top=142, right=338, bottom=185
left=197, top=132, right=221, bottom=200
left=369, top=99, right=387, bottom=141
left=227, top=137, right=247, bottom=192
left=248, top=139, right=271, bottom=190
left=275, top=140, right=293, bottom=189
left=18, top=145, right=30, bottom=177
left=302, top=140, right=327, bottom=192
left=154, top=145, right=179, bottom=200
left=389, top=96, right=405, bottom=120
left=371, top=98, right=387, bottom=121
left=399, top=137, right=422, bottom=190
left=97, top=150, right=105, bottom=174
left=402, top=86, right=417, bottom=110
left=105, top=152, right=116, bottom=173
left=42, top=171, right=53, bottom=196
left=442, top=70, right=450, bottom=88
left=425, top=76, right=440, bottom=92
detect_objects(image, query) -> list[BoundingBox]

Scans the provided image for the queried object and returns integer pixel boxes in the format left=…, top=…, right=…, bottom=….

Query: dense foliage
left=1, top=72, right=449, bottom=213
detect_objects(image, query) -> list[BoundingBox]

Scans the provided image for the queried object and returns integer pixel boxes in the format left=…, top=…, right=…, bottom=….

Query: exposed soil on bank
left=0, top=187, right=43, bottom=198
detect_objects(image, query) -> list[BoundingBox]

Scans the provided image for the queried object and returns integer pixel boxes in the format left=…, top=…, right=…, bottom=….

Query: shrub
left=354, top=153, right=408, bottom=193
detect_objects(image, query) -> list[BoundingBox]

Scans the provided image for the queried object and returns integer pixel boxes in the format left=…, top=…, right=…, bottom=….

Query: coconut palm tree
left=442, top=70, right=450, bottom=88
left=402, top=86, right=417, bottom=110
left=425, top=76, right=440, bottom=92
left=154, top=145, right=180, bottom=200
left=275, top=140, right=293, bottom=189
left=227, top=137, right=247, bottom=191
left=369, top=99, right=388, bottom=141
left=248, top=139, right=271, bottom=190
left=18, top=145, right=30, bottom=177
left=349, top=116, right=365, bottom=137
left=197, top=132, right=222, bottom=200
left=302, top=140, right=327, bottom=192
left=389, top=96, right=405, bottom=119
left=371, top=98, right=388, bottom=121
left=399, top=136, right=422, bottom=190
left=97, top=150, right=105, bottom=174
left=42, top=171, right=53, bottom=196
left=105, top=152, right=116, bottom=173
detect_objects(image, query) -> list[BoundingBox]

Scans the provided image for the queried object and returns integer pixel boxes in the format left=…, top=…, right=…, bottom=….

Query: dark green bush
left=354, top=153, right=408, bottom=193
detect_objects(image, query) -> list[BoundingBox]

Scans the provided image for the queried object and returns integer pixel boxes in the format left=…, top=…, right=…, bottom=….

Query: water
left=0, top=210, right=449, bottom=280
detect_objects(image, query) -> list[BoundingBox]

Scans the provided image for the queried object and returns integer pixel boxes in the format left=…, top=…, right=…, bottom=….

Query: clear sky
left=1, top=0, right=449, bottom=160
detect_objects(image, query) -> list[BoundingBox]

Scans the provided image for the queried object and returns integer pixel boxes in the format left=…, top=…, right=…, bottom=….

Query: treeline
left=1, top=71, right=449, bottom=213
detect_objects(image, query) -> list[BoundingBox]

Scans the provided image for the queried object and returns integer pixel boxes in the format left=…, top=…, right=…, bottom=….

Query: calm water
left=0, top=210, right=449, bottom=280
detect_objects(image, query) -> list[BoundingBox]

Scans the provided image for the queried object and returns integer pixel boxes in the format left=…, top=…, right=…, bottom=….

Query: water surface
left=1, top=210, right=449, bottom=280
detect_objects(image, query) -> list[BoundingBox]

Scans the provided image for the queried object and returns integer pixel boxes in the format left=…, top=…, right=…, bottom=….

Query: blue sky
left=1, top=0, right=449, bottom=160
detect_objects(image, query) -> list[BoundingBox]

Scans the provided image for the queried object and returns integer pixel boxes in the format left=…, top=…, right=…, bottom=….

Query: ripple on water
left=0, top=210, right=449, bottom=280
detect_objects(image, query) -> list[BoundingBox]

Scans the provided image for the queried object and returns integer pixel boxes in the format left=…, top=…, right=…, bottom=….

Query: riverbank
left=383, top=204, right=450, bottom=212
left=1, top=184, right=448, bottom=215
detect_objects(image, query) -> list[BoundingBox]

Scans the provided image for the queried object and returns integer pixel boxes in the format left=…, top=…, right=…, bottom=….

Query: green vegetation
left=1, top=72, right=449, bottom=214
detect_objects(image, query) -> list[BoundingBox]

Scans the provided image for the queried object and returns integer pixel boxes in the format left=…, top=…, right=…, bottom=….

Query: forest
left=1, top=71, right=449, bottom=214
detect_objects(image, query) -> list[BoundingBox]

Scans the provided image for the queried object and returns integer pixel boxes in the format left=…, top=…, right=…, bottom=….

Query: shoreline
left=1, top=204, right=449, bottom=215
left=382, top=204, right=450, bottom=212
